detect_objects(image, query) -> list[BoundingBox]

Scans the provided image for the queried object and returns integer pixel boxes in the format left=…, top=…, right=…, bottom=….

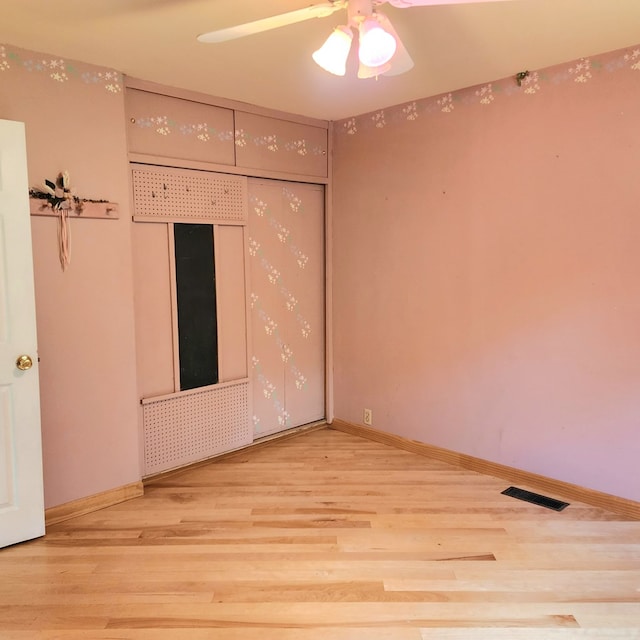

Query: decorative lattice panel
left=142, top=381, right=251, bottom=475
left=131, top=165, right=247, bottom=223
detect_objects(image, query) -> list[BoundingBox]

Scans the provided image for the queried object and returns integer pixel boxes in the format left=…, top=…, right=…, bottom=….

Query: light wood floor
left=1, top=427, right=639, bottom=639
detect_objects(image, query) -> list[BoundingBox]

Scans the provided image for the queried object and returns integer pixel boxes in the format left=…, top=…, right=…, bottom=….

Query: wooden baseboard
left=330, top=419, right=640, bottom=520
left=45, top=481, right=144, bottom=527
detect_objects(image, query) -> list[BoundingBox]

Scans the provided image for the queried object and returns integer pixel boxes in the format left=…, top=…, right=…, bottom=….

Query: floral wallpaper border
left=132, top=115, right=326, bottom=158
left=337, top=45, right=640, bottom=136
left=0, top=44, right=123, bottom=93
left=1, top=42, right=326, bottom=160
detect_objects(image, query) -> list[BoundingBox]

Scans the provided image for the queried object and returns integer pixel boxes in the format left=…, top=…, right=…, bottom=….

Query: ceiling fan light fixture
left=358, top=16, right=397, bottom=68
left=357, top=60, right=391, bottom=79
left=312, top=25, right=353, bottom=76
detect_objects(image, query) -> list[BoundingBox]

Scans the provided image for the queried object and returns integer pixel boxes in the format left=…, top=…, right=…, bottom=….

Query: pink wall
left=0, top=45, right=140, bottom=507
left=332, top=48, right=640, bottom=501
left=3, top=38, right=639, bottom=509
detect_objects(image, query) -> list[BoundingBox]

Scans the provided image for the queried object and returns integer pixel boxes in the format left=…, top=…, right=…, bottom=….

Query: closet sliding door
left=248, top=180, right=325, bottom=437
left=131, top=165, right=252, bottom=475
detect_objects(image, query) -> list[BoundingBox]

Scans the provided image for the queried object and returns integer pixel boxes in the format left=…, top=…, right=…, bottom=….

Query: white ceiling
left=2, top=0, right=640, bottom=121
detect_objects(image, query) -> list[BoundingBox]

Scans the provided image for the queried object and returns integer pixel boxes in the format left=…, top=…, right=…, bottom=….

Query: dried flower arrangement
left=29, top=171, right=109, bottom=214
left=28, top=171, right=116, bottom=272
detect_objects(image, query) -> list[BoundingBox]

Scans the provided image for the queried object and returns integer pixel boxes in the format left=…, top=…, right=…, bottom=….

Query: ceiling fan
left=197, top=0, right=513, bottom=79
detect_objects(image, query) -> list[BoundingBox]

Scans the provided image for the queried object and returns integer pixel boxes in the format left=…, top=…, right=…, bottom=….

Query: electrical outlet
left=363, top=408, right=372, bottom=426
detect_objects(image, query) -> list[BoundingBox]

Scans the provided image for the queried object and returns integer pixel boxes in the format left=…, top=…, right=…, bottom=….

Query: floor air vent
left=501, top=486, right=569, bottom=512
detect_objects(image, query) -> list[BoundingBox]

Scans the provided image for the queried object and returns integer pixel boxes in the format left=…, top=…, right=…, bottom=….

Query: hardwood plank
left=1, top=427, right=639, bottom=637
left=4, top=630, right=421, bottom=640
left=421, top=630, right=640, bottom=639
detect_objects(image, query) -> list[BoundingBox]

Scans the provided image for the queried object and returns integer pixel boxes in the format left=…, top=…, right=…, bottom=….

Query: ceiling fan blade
left=197, top=2, right=344, bottom=43
left=376, top=12, right=414, bottom=76
left=385, top=0, right=512, bottom=7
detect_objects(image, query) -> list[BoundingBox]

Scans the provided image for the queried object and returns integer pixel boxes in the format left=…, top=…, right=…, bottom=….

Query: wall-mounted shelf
left=29, top=198, right=119, bottom=220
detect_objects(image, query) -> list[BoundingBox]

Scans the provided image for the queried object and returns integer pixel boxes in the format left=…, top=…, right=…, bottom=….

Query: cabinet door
left=248, top=180, right=325, bottom=437
left=126, top=89, right=235, bottom=165
left=236, top=112, right=328, bottom=178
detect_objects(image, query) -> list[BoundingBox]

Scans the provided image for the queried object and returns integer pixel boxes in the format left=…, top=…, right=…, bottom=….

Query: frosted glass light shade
left=358, top=17, right=397, bottom=67
left=357, top=60, right=391, bottom=79
left=312, top=26, right=353, bottom=76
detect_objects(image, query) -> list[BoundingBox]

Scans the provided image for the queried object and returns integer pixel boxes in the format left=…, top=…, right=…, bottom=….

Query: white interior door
left=0, top=119, right=45, bottom=548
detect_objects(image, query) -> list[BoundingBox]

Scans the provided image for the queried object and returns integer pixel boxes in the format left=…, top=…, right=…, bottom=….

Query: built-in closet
left=125, top=81, right=328, bottom=475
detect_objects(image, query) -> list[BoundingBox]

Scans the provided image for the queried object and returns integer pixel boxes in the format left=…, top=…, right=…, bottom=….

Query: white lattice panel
left=142, top=380, right=251, bottom=475
left=132, top=165, right=247, bottom=223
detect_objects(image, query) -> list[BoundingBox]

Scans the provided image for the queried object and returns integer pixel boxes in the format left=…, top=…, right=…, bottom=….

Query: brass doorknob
left=16, top=355, right=33, bottom=371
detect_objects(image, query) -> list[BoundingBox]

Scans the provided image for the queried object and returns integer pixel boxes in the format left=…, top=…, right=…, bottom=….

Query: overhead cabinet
left=125, top=87, right=328, bottom=178
left=235, top=111, right=328, bottom=178
left=126, top=89, right=236, bottom=165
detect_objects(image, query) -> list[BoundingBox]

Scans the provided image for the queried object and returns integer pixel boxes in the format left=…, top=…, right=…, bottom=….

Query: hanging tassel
left=57, top=207, right=71, bottom=271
